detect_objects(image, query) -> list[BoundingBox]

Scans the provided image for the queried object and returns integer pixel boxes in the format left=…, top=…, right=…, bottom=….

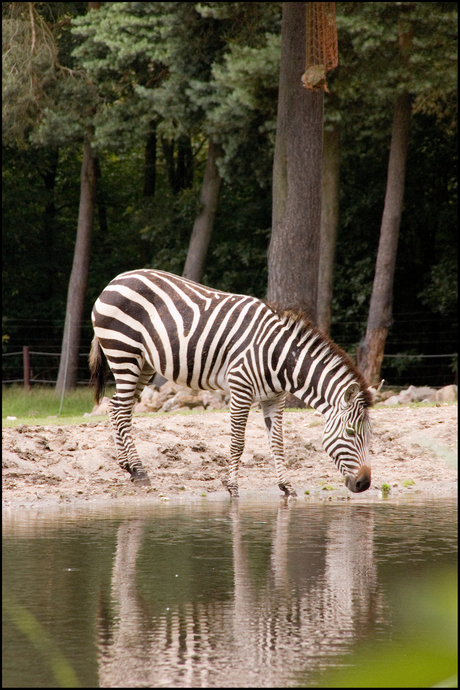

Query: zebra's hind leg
left=109, top=389, right=150, bottom=485
left=261, top=395, right=297, bottom=498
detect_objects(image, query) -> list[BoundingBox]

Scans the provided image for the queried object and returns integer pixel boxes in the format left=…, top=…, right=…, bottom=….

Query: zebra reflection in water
left=96, top=505, right=384, bottom=687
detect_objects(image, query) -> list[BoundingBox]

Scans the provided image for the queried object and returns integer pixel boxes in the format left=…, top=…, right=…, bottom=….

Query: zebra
left=89, top=269, right=374, bottom=497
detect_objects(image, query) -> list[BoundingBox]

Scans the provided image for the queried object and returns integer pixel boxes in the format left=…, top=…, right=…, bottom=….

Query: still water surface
left=2, top=496, right=457, bottom=687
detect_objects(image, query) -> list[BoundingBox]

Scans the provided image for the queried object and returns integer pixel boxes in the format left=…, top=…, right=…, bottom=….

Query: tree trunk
left=267, top=2, right=324, bottom=318
left=55, top=135, right=97, bottom=392
left=161, top=134, right=194, bottom=195
left=182, top=140, right=223, bottom=284
left=317, top=125, right=340, bottom=334
left=176, top=134, right=194, bottom=191
left=357, top=92, right=412, bottom=385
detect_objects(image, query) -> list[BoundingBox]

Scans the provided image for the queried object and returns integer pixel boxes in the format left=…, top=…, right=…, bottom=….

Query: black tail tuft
left=89, top=335, right=106, bottom=404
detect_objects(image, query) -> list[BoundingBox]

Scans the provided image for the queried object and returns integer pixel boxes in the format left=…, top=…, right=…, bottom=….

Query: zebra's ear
left=343, top=382, right=360, bottom=406
left=367, top=379, right=384, bottom=405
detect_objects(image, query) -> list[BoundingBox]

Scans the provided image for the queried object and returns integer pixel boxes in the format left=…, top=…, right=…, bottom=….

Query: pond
left=2, top=495, right=457, bottom=688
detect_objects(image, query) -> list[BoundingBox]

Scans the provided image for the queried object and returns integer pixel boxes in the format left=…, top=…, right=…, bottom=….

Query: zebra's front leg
left=109, top=396, right=150, bottom=484
left=223, top=394, right=251, bottom=498
left=261, top=395, right=297, bottom=498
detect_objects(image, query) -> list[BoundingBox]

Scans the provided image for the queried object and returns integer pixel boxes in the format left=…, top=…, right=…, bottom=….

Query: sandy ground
left=2, top=404, right=457, bottom=509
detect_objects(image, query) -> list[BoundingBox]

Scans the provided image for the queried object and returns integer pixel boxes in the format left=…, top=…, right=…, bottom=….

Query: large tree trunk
left=55, top=136, right=97, bottom=392
left=182, top=140, right=223, bottom=284
left=267, top=2, right=324, bottom=318
left=357, top=92, right=412, bottom=385
left=317, top=125, right=340, bottom=335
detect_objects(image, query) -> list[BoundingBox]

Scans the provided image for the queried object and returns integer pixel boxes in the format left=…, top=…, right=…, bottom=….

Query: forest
left=2, top=2, right=458, bottom=390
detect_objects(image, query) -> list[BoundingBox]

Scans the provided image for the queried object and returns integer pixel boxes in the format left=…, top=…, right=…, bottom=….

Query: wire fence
left=2, top=312, right=458, bottom=389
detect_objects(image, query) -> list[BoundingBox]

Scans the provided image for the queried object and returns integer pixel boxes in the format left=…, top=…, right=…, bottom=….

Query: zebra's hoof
left=222, top=478, right=239, bottom=498
left=130, top=470, right=151, bottom=486
left=278, top=483, right=297, bottom=498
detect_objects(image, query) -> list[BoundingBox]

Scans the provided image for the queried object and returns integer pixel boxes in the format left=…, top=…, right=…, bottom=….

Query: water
left=2, top=496, right=457, bottom=688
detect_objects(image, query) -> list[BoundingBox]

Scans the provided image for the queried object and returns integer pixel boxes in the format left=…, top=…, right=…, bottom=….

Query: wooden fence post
left=23, top=346, right=30, bottom=390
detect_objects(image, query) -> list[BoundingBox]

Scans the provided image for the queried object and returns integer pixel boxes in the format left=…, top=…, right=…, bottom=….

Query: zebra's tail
left=89, top=335, right=106, bottom=404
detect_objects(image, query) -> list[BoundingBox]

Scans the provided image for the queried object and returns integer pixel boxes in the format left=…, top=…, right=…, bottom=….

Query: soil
left=2, top=404, right=457, bottom=509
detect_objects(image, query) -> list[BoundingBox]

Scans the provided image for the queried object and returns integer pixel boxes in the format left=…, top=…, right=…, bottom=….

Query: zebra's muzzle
left=345, top=466, right=371, bottom=493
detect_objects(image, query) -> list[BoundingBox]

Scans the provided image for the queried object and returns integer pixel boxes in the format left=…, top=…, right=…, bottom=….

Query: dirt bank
left=2, top=404, right=457, bottom=509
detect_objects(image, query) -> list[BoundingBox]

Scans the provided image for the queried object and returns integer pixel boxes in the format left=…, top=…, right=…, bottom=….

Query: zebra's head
left=322, top=382, right=372, bottom=493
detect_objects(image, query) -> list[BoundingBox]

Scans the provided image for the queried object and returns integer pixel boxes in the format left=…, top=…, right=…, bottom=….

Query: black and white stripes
left=90, top=269, right=373, bottom=495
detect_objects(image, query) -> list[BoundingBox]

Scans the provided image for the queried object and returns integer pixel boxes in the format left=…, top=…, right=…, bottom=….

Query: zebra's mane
left=264, top=302, right=373, bottom=408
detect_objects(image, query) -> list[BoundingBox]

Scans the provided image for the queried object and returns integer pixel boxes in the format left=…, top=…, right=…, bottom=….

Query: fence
left=2, top=314, right=458, bottom=390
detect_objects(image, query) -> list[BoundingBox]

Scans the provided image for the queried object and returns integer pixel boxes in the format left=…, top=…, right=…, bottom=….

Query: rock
left=205, top=398, right=226, bottom=410
left=383, top=385, right=437, bottom=406
left=144, top=390, right=169, bottom=411
left=412, top=386, right=436, bottom=402
left=436, top=384, right=458, bottom=403
left=383, top=395, right=402, bottom=406
left=140, top=386, right=156, bottom=402
left=159, top=381, right=182, bottom=396
left=133, top=402, right=149, bottom=413
left=398, top=386, right=417, bottom=404
left=162, top=392, right=203, bottom=412
left=91, top=396, right=111, bottom=415
left=377, top=390, right=398, bottom=402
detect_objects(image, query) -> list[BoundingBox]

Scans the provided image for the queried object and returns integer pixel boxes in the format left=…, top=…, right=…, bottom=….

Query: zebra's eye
left=345, top=426, right=356, bottom=437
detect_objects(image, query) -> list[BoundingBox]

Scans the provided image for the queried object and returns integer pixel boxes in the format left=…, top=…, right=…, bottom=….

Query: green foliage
left=302, top=569, right=457, bottom=688
left=201, top=31, right=281, bottom=185
left=335, top=2, right=458, bottom=107
left=419, top=254, right=458, bottom=314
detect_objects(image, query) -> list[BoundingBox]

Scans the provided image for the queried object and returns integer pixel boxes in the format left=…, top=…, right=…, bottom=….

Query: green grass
left=2, top=384, right=115, bottom=427
left=2, top=385, right=228, bottom=427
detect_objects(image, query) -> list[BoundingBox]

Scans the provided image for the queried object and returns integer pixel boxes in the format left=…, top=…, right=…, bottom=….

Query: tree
left=182, top=140, right=223, bottom=283
left=2, top=1, right=98, bottom=390
left=357, top=91, right=412, bottom=384
left=317, top=123, right=340, bottom=334
left=56, top=2, right=100, bottom=392
left=72, top=2, right=282, bottom=285
left=55, top=132, right=97, bottom=391
left=328, top=2, right=457, bottom=383
left=267, top=2, right=324, bottom=317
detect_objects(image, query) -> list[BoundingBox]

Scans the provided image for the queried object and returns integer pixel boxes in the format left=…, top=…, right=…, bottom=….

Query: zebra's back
left=92, top=269, right=275, bottom=392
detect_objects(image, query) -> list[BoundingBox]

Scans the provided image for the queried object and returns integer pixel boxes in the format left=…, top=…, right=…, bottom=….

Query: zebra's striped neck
left=274, top=310, right=371, bottom=414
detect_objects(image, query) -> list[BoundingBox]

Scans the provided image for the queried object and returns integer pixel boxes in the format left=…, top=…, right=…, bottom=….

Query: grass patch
left=403, top=479, right=415, bottom=487
left=2, top=384, right=115, bottom=427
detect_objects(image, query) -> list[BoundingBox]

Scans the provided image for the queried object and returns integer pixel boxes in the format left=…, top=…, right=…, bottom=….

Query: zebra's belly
left=149, top=358, right=231, bottom=395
